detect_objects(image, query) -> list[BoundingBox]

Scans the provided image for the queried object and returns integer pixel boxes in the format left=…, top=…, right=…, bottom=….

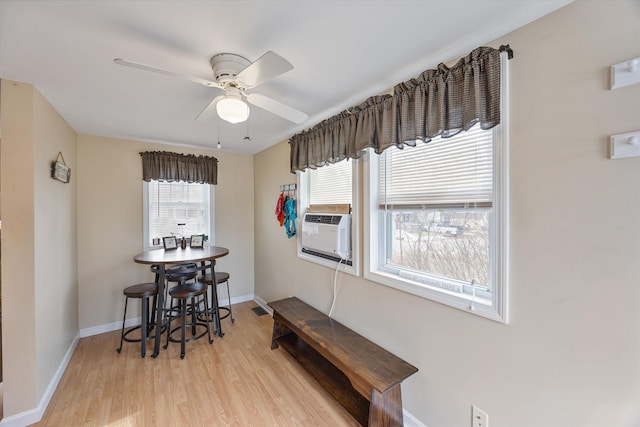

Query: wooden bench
left=269, top=297, right=418, bottom=427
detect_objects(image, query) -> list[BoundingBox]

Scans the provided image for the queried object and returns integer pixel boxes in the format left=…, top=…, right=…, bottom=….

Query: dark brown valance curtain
left=140, top=151, right=218, bottom=185
left=289, top=45, right=512, bottom=173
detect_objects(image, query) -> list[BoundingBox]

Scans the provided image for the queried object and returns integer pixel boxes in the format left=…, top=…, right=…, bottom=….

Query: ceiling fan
left=113, top=51, right=308, bottom=124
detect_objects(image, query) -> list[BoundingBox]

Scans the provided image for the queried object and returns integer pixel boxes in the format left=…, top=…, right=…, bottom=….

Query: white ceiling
left=0, top=0, right=572, bottom=155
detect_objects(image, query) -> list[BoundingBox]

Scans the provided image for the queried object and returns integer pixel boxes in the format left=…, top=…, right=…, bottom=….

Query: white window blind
left=148, top=181, right=210, bottom=242
left=379, top=125, right=493, bottom=208
left=309, top=160, right=353, bottom=205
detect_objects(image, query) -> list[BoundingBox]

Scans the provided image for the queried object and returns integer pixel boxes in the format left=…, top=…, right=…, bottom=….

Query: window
left=297, top=159, right=360, bottom=275
left=143, top=180, right=215, bottom=249
left=365, top=59, right=508, bottom=323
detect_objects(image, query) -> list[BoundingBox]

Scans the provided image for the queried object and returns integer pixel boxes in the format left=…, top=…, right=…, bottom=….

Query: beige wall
left=1, top=79, right=78, bottom=416
left=254, top=2, right=640, bottom=426
left=1, top=0, right=638, bottom=424
left=76, top=135, right=254, bottom=330
left=32, top=88, right=78, bottom=403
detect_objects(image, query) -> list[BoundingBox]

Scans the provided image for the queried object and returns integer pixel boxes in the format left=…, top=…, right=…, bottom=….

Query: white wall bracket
left=610, top=131, right=640, bottom=159
left=610, top=57, right=640, bottom=89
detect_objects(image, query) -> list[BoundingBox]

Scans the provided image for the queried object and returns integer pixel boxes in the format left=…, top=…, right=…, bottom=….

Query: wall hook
left=610, top=56, right=640, bottom=89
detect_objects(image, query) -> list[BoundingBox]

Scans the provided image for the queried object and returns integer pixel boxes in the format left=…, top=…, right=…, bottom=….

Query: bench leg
left=271, top=316, right=291, bottom=350
left=369, top=384, right=404, bottom=427
left=271, top=319, right=281, bottom=349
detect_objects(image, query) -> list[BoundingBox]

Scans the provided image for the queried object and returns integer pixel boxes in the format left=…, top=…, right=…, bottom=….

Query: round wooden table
left=134, top=246, right=229, bottom=357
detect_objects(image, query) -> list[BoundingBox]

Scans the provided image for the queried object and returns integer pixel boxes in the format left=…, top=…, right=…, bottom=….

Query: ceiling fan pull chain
left=244, top=112, right=252, bottom=142
left=217, top=116, right=222, bottom=150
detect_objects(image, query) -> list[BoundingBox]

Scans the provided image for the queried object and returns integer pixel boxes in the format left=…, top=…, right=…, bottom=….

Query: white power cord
left=328, top=256, right=346, bottom=318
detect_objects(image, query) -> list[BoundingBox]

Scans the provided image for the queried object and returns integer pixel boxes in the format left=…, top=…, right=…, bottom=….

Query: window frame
left=142, top=181, right=216, bottom=250
left=296, top=159, right=361, bottom=277
left=364, top=52, right=509, bottom=323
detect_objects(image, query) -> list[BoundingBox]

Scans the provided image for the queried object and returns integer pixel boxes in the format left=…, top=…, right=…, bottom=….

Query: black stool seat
left=215, top=272, right=230, bottom=282
left=166, top=263, right=199, bottom=283
left=117, top=282, right=159, bottom=358
left=169, top=282, right=207, bottom=299
left=124, top=282, right=157, bottom=298
left=164, top=269, right=213, bottom=359
left=201, top=272, right=229, bottom=284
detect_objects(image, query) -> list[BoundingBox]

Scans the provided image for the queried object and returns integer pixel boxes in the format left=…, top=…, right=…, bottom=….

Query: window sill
left=297, top=250, right=359, bottom=277
left=364, top=269, right=506, bottom=323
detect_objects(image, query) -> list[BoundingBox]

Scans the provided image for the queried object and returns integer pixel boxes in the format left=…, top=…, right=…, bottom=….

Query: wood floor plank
left=32, top=301, right=359, bottom=426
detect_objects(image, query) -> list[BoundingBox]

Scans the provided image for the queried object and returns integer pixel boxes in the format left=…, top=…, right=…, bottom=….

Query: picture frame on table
left=190, top=234, right=204, bottom=248
left=163, top=236, right=178, bottom=250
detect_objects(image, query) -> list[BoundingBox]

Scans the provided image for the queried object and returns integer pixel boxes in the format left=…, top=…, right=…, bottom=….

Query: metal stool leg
left=202, top=293, right=213, bottom=344
left=117, top=296, right=129, bottom=353
left=140, top=296, right=148, bottom=358
left=180, top=298, right=187, bottom=359
left=190, top=297, right=198, bottom=336
left=164, top=296, right=175, bottom=351
left=149, top=293, right=158, bottom=336
left=225, top=280, right=234, bottom=323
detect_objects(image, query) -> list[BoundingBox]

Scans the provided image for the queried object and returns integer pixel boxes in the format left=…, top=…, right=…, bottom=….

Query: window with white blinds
left=298, top=158, right=360, bottom=276
left=374, top=125, right=494, bottom=302
left=364, top=50, right=508, bottom=322
left=308, top=160, right=353, bottom=205
left=144, top=180, right=213, bottom=248
left=366, top=112, right=508, bottom=323
left=379, top=126, right=492, bottom=208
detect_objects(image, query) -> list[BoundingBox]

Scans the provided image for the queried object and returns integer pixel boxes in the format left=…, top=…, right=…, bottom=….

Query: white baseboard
left=0, top=332, right=79, bottom=427
left=79, top=319, right=123, bottom=338
left=253, top=295, right=274, bottom=315
left=404, top=408, right=427, bottom=427
left=79, top=293, right=256, bottom=338
left=227, top=293, right=255, bottom=306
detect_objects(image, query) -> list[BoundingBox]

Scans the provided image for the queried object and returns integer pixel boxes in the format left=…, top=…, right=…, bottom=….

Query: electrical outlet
left=472, top=405, right=489, bottom=427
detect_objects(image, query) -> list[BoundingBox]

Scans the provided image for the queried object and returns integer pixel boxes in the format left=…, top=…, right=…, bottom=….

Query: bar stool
left=163, top=265, right=213, bottom=359
left=200, top=271, right=235, bottom=323
left=161, top=263, right=199, bottom=320
left=116, top=282, right=158, bottom=358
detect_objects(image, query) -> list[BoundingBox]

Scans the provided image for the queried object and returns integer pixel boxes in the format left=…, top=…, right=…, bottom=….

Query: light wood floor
left=32, top=301, right=359, bottom=426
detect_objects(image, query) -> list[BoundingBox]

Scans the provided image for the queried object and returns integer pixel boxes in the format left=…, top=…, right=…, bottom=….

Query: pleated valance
left=289, top=45, right=512, bottom=173
left=140, top=151, right=218, bottom=185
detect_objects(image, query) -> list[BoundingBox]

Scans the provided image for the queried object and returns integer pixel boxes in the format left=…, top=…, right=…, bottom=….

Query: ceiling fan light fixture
left=216, top=89, right=249, bottom=123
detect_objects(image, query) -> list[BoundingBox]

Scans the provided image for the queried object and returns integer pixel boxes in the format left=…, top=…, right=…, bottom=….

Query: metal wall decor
left=51, top=152, right=71, bottom=183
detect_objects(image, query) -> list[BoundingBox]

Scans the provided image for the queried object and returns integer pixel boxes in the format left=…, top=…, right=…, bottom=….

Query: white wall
left=254, top=1, right=640, bottom=426
left=76, top=135, right=254, bottom=331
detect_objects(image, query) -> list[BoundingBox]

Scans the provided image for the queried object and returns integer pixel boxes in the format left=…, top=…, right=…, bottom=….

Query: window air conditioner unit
left=301, top=213, right=351, bottom=259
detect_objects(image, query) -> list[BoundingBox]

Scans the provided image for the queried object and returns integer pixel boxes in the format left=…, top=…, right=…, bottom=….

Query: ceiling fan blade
left=245, top=93, right=308, bottom=124
left=235, top=51, right=294, bottom=88
left=195, top=95, right=224, bottom=121
left=113, top=58, right=220, bottom=88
